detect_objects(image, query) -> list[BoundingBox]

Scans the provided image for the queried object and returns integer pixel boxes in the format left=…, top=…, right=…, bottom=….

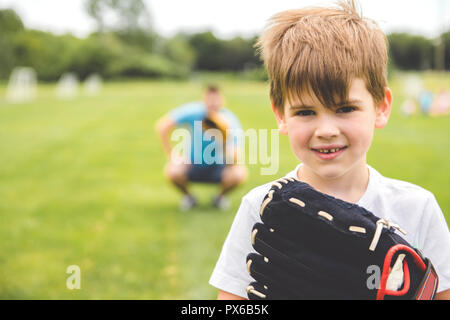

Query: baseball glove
left=202, top=113, right=229, bottom=141
left=246, top=178, right=439, bottom=300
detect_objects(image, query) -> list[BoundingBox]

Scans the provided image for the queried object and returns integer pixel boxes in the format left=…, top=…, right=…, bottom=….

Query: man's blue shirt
left=170, top=102, right=242, bottom=166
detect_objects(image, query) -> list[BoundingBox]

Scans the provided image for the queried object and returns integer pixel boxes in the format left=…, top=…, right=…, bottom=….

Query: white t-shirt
left=209, top=164, right=450, bottom=298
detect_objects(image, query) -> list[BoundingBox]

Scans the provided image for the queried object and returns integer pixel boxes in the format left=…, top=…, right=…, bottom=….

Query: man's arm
left=217, top=290, right=247, bottom=300
left=155, top=115, right=176, bottom=159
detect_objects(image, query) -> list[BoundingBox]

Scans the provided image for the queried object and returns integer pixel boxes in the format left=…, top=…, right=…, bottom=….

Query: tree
left=161, top=34, right=196, bottom=71
left=188, top=31, right=261, bottom=71
left=0, top=9, right=24, bottom=33
left=0, top=9, right=25, bottom=78
left=188, top=31, right=222, bottom=70
left=441, top=31, right=450, bottom=70
left=85, top=0, right=156, bottom=51
left=388, top=33, right=434, bottom=70
left=85, top=0, right=152, bottom=33
left=11, top=30, right=81, bottom=81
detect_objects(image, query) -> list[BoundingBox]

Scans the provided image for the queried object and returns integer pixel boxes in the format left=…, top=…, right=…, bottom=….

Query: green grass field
left=0, top=73, right=449, bottom=299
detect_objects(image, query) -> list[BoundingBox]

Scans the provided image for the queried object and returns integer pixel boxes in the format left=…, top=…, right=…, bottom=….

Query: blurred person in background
left=156, top=85, right=247, bottom=211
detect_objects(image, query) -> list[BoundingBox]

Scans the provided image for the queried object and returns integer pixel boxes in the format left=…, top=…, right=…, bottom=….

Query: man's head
left=203, top=85, right=224, bottom=113
left=256, top=0, right=388, bottom=113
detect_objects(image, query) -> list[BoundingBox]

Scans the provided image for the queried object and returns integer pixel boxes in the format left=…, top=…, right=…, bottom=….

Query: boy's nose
left=314, top=117, right=340, bottom=139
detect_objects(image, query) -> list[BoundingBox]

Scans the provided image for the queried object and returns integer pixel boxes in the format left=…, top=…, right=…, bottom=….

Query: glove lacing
left=369, top=219, right=407, bottom=252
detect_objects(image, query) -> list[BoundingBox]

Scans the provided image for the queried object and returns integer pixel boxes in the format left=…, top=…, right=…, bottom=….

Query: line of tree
left=0, top=2, right=449, bottom=82
left=388, top=32, right=449, bottom=71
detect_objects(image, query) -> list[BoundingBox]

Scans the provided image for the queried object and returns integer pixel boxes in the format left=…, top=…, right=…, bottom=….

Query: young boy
left=209, top=1, right=450, bottom=299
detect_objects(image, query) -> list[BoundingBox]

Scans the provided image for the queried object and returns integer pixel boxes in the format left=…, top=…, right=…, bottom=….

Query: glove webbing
left=377, top=244, right=439, bottom=300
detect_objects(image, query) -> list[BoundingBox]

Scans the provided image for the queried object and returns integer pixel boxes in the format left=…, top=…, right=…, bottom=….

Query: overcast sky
left=0, top=0, right=448, bottom=39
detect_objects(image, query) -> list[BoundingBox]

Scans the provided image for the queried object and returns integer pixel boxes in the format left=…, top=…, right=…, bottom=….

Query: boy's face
left=273, top=78, right=392, bottom=181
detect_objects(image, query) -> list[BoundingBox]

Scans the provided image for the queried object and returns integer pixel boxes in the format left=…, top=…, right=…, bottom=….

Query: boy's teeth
left=318, top=148, right=341, bottom=154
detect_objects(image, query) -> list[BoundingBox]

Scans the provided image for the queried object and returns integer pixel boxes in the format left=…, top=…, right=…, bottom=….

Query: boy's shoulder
left=366, top=167, right=448, bottom=261
left=362, top=166, right=440, bottom=234
left=240, top=165, right=437, bottom=219
left=368, top=166, right=435, bottom=203
left=241, top=165, right=300, bottom=210
left=242, top=165, right=437, bottom=215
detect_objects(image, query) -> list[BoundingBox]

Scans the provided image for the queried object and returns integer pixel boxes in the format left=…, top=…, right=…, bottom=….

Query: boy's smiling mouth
left=311, top=145, right=348, bottom=160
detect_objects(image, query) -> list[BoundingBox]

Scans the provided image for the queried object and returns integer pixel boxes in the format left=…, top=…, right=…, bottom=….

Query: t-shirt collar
left=285, top=163, right=377, bottom=206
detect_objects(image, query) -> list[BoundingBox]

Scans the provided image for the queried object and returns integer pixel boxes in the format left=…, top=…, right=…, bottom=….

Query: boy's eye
left=295, top=110, right=316, bottom=116
left=337, top=106, right=356, bottom=113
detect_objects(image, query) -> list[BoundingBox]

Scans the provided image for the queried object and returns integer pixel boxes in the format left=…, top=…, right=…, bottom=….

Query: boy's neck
left=297, top=162, right=370, bottom=204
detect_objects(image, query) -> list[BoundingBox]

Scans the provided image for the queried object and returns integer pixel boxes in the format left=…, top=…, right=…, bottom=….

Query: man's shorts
left=187, top=164, right=226, bottom=184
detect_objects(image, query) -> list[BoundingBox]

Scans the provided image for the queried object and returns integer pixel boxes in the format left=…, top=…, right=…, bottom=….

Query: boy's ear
left=271, top=101, right=288, bottom=135
left=375, top=87, right=393, bottom=129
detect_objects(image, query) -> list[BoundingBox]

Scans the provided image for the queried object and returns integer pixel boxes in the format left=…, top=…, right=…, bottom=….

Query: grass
left=0, top=72, right=449, bottom=299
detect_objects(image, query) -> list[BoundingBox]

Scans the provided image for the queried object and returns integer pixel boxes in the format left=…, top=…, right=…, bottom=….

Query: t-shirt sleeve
left=209, top=195, right=260, bottom=298
left=223, top=109, right=242, bottom=131
left=170, top=103, right=205, bottom=125
left=418, top=194, right=450, bottom=293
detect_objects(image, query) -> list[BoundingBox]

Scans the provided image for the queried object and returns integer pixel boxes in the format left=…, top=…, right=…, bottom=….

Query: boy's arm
left=209, top=193, right=265, bottom=298
left=217, top=290, right=247, bottom=300
left=418, top=194, right=450, bottom=295
left=436, top=289, right=450, bottom=300
left=218, top=290, right=450, bottom=300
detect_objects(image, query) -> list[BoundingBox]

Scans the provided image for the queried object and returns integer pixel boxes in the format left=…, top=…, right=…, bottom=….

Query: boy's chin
left=302, top=159, right=367, bottom=183
left=302, top=164, right=347, bottom=181
left=315, top=168, right=346, bottom=181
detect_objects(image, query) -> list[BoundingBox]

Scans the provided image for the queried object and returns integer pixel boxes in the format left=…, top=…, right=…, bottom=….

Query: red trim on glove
left=377, top=245, right=427, bottom=300
left=415, top=260, right=439, bottom=300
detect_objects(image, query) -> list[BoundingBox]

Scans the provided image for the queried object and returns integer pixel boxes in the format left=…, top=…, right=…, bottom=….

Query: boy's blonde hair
left=257, top=0, right=388, bottom=111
